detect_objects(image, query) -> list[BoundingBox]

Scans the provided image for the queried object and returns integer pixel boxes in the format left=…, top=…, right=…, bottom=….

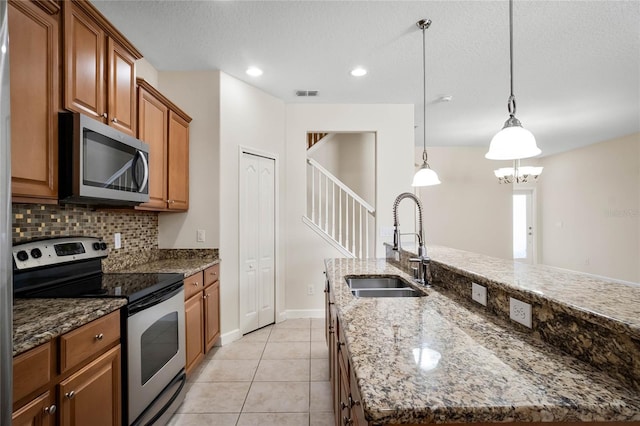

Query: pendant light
left=486, top=0, right=541, bottom=160
left=412, top=19, right=441, bottom=187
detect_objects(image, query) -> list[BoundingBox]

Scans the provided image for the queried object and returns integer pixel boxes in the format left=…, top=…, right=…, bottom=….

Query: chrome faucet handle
left=408, top=257, right=425, bottom=284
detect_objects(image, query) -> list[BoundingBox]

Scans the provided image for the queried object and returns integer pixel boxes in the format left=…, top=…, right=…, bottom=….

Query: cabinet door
left=63, top=2, right=106, bottom=121
left=137, top=87, right=168, bottom=209
left=59, top=345, right=121, bottom=426
left=185, top=292, right=204, bottom=376
left=8, top=0, right=59, bottom=201
left=107, top=38, right=136, bottom=136
left=12, top=391, right=55, bottom=426
left=167, top=111, right=190, bottom=211
left=204, top=281, right=220, bottom=353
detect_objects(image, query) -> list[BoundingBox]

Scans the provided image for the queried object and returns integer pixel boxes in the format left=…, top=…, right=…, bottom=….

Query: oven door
left=127, top=286, right=185, bottom=425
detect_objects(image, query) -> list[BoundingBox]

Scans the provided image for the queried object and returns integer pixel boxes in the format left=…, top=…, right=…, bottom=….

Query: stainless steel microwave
left=59, top=112, right=150, bottom=205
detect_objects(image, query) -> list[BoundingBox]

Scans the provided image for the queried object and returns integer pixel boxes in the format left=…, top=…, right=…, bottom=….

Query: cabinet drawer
left=184, top=271, right=204, bottom=300
left=204, top=264, right=220, bottom=287
left=13, top=341, right=53, bottom=404
left=60, top=310, right=120, bottom=373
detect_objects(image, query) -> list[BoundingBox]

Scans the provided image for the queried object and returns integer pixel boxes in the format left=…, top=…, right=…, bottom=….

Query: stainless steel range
left=13, top=237, right=187, bottom=426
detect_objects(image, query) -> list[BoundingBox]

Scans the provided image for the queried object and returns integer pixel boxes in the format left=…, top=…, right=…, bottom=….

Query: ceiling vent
left=295, top=90, right=318, bottom=97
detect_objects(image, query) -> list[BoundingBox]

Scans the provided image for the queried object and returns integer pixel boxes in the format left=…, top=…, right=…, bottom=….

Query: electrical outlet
left=114, top=232, right=121, bottom=249
left=307, top=285, right=314, bottom=295
left=197, top=229, right=206, bottom=242
left=471, top=283, right=487, bottom=306
left=509, top=297, right=532, bottom=328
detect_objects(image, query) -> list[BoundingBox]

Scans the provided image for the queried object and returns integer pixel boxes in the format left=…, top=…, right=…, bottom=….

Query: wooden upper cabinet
left=107, top=38, right=136, bottom=136
left=136, top=79, right=192, bottom=212
left=63, top=3, right=105, bottom=121
left=137, top=84, right=169, bottom=209
left=63, top=0, right=141, bottom=136
left=168, top=111, right=190, bottom=211
left=8, top=0, right=60, bottom=202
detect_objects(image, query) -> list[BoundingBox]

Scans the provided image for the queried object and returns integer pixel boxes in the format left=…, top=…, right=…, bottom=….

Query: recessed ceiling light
left=246, top=67, right=263, bottom=77
left=350, top=67, right=367, bottom=77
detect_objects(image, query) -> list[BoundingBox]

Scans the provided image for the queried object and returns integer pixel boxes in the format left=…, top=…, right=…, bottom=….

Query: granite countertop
left=326, top=258, right=640, bottom=424
left=426, top=245, right=640, bottom=339
left=13, top=298, right=126, bottom=357
left=115, top=257, right=220, bottom=277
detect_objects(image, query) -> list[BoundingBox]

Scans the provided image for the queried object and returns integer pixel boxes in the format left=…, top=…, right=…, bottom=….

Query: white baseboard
left=219, top=328, right=242, bottom=346
left=285, top=309, right=325, bottom=319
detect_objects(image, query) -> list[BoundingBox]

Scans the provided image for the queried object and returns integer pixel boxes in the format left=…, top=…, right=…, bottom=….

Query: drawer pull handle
left=44, top=404, right=57, bottom=415
left=192, top=282, right=199, bottom=286
left=95, top=333, right=104, bottom=340
left=65, top=391, right=75, bottom=399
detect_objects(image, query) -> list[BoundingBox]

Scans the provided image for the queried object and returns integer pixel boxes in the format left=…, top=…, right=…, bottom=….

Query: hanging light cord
left=507, top=0, right=516, bottom=118
left=418, top=19, right=431, bottom=164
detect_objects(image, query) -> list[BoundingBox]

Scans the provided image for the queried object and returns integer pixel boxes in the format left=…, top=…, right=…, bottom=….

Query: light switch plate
left=114, top=232, right=121, bottom=249
left=197, top=229, right=206, bottom=242
left=471, top=283, right=487, bottom=306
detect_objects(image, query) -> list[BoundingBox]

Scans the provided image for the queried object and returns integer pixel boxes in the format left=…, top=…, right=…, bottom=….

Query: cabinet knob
left=44, top=404, right=57, bottom=415
left=343, top=416, right=353, bottom=426
left=102, top=112, right=107, bottom=118
left=168, top=200, right=175, bottom=204
left=95, top=333, right=104, bottom=340
left=65, top=391, right=75, bottom=399
left=203, top=294, right=208, bottom=299
left=192, top=282, right=199, bottom=287
left=112, top=117, right=119, bottom=124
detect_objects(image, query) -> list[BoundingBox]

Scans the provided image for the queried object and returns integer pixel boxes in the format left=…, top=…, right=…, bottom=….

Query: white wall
left=156, top=71, right=221, bottom=249
left=418, top=147, right=513, bottom=259
left=538, top=133, right=640, bottom=283
left=218, top=73, right=286, bottom=337
left=135, top=58, right=159, bottom=88
left=285, top=104, right=415, bottom=314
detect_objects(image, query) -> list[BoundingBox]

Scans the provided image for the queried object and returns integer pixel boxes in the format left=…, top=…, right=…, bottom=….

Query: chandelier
left=494, top=159, right=543, bottom=184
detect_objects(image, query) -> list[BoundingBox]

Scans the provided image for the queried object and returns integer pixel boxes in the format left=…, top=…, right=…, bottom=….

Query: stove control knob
left=16, top=250, right=28, bottom=261
left=30, top=248, right=42, bottom=259
left=100, top=242, right=107, bottom=251
left=93, top=242, right=101, bottom=251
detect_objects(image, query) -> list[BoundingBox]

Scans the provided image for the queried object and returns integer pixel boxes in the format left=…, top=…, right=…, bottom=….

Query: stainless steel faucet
left=392, top=192, right=432, bottom=286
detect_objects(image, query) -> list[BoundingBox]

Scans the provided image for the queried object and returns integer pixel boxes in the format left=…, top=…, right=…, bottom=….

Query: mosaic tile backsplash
left=12, top=203, right=159, bottom=270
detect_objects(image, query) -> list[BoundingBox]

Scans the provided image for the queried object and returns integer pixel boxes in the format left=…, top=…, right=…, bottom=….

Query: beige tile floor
left=168, top=318, right=334, bottom=426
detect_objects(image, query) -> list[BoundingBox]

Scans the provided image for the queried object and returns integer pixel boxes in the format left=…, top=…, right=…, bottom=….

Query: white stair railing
left=305, top=158, right=375, bottom=258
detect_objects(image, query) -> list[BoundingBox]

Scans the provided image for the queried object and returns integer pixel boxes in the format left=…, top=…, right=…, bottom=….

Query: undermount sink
left=351, top=288, right=423, bottom=298
left=346, top=276, right=410, bottom=289
left=345, top=276, right=426, bottom=298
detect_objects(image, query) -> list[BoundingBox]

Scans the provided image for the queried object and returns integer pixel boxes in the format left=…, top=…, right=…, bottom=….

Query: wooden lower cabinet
left=204, top=280, right=221, bottom=352
left=326, top=275, right=366, bottom=426
left=58, top=345, right=121, bottom=426
left=12, top=311, right=122, bottom=426
left=185, top=290, right=205, bottom=375
left=184, top=264, right=221, bottom=375
left=12, top=391, right=55, bottom=426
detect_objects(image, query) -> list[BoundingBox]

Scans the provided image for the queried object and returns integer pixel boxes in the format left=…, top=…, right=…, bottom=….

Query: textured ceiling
left=92, top=0, right=640, bottom=156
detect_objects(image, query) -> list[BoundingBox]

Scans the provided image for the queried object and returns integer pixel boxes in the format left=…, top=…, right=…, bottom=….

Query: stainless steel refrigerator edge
left=0, top=0, right=12, bottom=423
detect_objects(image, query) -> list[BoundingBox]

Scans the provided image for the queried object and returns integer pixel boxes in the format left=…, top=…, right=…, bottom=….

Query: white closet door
left=240, top=152, right=275, bottom=334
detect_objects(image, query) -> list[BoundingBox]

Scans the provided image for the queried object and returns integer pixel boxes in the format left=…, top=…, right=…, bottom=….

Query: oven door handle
left=128, top=282, right=183, bottom=316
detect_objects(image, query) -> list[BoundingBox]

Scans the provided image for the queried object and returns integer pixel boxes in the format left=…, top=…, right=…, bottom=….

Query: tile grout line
left=235, top=324, right=274, bottom=426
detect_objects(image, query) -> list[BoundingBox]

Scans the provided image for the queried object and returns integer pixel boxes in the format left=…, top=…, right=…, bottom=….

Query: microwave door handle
left=136, top=150, right=149, bottom=193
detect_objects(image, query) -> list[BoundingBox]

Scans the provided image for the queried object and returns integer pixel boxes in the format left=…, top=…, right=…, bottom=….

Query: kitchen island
left=324, top=254, right=640, bottom=425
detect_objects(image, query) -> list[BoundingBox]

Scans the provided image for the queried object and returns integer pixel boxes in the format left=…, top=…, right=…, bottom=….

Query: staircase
left=304, top=157, right=375, bottom=258
left=307, top=132, right=329, bottom=150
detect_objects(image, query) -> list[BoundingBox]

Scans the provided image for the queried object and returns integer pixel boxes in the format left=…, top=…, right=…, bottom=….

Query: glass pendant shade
left=412, top=162, right=441, bottom=186
left=486, top=122, right=540, bottom=160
